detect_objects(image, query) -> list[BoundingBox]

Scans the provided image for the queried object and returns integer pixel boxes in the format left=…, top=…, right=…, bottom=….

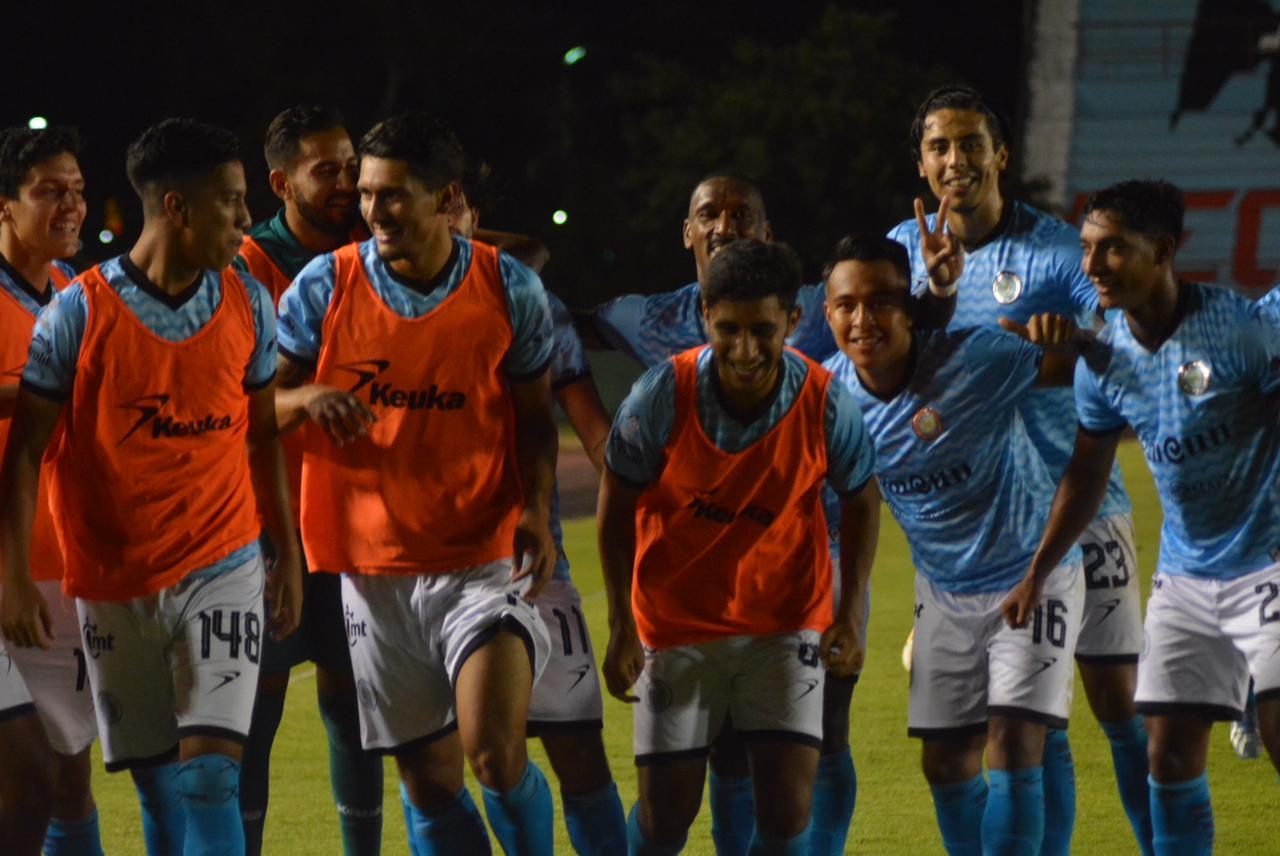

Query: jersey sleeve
left=546, top=291, right=591, bottom=390
left=1232, top=313, right=1280, bottom=396
left=21, top=284, right=89, bottom=401
left=959, top=327, right=1043, bottom=407
left=276, top=253, right=338, bottom=367
left=1073, top=355, right=1126, bottom=435
left=499, top=252, right=553, bottom=381
left=789, top=283, right=837, bottom=360
left=823, top=377, right=875, bottom=494
left=591, top=283, right=704, bottom=367
left=1049, top=227, right=1099, bottom=316
left=242, top=274, right=278, bottom=391
left=604, top=361, right=677, bottom=488
left=1252, top=284, right=1280, bottom=328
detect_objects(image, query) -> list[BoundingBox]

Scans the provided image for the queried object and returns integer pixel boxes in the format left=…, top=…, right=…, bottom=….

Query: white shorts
left=1076, top=514, right=1143, bottom=661
left=528, top=579, right=604, bottom=732
left=0, top=638, right=36, bottom=720
left=341, top=559, right=551, bottom=752
left=908, top=562, right=1085, bottom=738
left=633, top=631, right=825, bottom=764
left=78, top=555, right=264, bottom=771
left=1135, top=563, right=1280, bottom=720
left=1, top=580, right=97, bottom=755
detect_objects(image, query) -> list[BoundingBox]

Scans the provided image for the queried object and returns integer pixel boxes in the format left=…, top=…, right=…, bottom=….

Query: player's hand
left=1000, top=573, right=1043, bottom=629
left=603, top=624, right=644, bottom=703
left=305, top=386, right=375, bottom=447
left=915, top=196, right=964, bottom=291
left=0, top=573, right=54, bottom=649
left=264, top=547, right=303, bottom=641
left=820, top=619, right=864, bottom=678
left=998, top=313, right=1078, bottom=350
left=511, top=509, right=556, bottom=600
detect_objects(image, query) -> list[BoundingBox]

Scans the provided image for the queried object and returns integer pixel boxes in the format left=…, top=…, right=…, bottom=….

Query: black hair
left=704, top=239, right=802, bottom=311
left=821, top=234, right=912, bottom=290
left=125, top=118, right=241, bottom=198
left=689, top=173, right=766, bottom=216
left=358, top=113, right=464, bottom=191
left=1082, top=179, right=1185, bottom=246
left=909, top=84, right=1010, bottom=161
left=460, top=157, right=495, bottom=217
left=263, top=105, right=346, bottom=171
left=0, top=126, right=82, bottom=197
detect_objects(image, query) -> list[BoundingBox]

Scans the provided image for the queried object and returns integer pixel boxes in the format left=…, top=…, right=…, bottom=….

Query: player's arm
left=246, top=384, right=303, bottom=640
left=598, top=468, right=643, bottom=702
left=0, top=391, right=62, bottom=648
left=1001, top=427, right=1121, bottom=627
left=996, top=313, right=1086, bottom=387
left=510, top=370, right=558, bottom=598
left=0, top=384, right=17, bottom=419
left=825, top=479, right=881, bottom=677
left=274, top=354, right=375, bottom=444
left=556, top=377, right=610, bottom=473
left=474, top=228, right=550, bottom=273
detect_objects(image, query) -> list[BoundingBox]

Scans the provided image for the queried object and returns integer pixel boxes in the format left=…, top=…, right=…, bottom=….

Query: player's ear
left=786, top=304, right=801, bottom=339
left=0, top=196, right=11, bottom=223
left=436, top=182, right=461, bottom=216
left=268, top=169, right=290, bottom=202
left=682, top=218, right=694, bottom=250
left=763, top=220, right=774, bottom=242
left=162, top=190, right=187, bottom=225
left=1153, top=235, right=1176, bottom=266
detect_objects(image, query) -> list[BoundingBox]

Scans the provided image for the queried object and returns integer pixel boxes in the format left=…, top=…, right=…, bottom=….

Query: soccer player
left=448, top=186, right=626, bottom=853
left=275, top=112, right=558, bottom=856
left=889, top=84, right=1148, bottom=855
left=599, top=239, right=879, bottom=854
left=233, top=105, right=382, bottom=856
left=0, top=126, right=102, bottom=856
left=1005, top=179, right=1280, bottom=854
left=822, top=233, right=1085, bottom=855
left=0, top=117, right=301, bottom=856
left=583, top=173, right=954, bottom=855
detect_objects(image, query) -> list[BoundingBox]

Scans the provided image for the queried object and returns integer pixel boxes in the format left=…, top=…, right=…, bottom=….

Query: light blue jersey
left=606, top=348, right=873, bottom=495
left=547, top=290, right=592, bottom=583
left=1252, top=283, right=1280, bottom=327
left=1076, top=283, right=1280, bottom=579
left=889, top=201, right=1132, bottom=517
left=21, top=254, right=276, bottom=575
left=277, top=236, right=552, bottom=380
left=825, top=327, right=1079, bottom=594
left=592, top=281, right=837, bottom=368
left=0, top=258, right=75, bottom=317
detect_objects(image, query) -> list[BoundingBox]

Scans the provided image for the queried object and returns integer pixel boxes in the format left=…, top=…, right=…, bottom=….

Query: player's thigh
left=0, top=642, right=54, bottom=794
left=1076, top=514, right=1143, bottom=662
left=634, top=642, right=730, bottom=765
left=907, top=575, right=992, bottom=736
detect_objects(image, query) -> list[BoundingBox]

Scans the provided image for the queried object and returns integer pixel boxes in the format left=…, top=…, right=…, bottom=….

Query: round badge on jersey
left=1177, top=360, right=1211, bottom=396
left=992, top=271, right=1023, bottom=305
left=912, top=407, right=944, bottom=441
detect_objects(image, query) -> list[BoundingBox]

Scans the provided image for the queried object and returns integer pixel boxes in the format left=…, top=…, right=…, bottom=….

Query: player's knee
left=465, top=741, right=527, bottom=792
left=1146, top=717, right=1208, bottom=782
left=540, top=732, right=612, bottom=795
left=176, top=753, right=240, bottom=808
left=987, top=717, right=1045, bottom=769
left=50, top=751, right=95, bottom=820
left=4, top=749, right=57, bottom=820
left=753, top=786, right=811, bottom=838
left=920, top=738, right=983, bottom=784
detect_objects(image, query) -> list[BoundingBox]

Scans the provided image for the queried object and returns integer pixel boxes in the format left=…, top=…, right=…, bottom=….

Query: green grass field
left=89, top=441, right=1277, bottom=853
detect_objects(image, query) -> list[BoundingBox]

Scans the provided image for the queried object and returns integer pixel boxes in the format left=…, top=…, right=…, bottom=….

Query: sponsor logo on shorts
left=1096, top=598, right=1122, bottom=622
left=567, top=664, right=592, bottom=691
left=645, top=678, right=673, bottom=714
left=356, top=679, right=378, bottom=711
left=344, top=605, right=368, bottom=648
left=209, top=670, right=242, bottom=692
left=682, top=488, right=775, bottom=527
left=796, top=678, right=821, bottom=699
left=81, top=618, right=114, bottom=659
left=117, top=393, right=234, bottom=444
left=1030, top=656, right=1058, bottom=677
left=98, top=691, right=123, bottom=725
left=332, top=359, right=467, bottom=411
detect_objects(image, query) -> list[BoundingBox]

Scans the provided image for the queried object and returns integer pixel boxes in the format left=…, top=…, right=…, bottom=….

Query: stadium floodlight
left=98, top=229, right=114, bottom=244
left=563, top=46, right=587, bottom=66
left=552, top=209, right=569, bottom=225
left=27, top=116, right=48, bottom=130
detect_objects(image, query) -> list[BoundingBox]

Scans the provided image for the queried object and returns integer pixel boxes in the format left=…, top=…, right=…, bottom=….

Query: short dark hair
left=822, top=234, right=912, bottom=290
left=909, top=84, right=1010, bottom=161
left=0, top=126, right=82, bottom=197
left=689, top=173, right=766, bottom=216
left=1082, top=179, right=1185, bottom=246
left=460, top=157, right=495, bottom=216
left=704, top=240, right=802, bottom=311
left=125, top=118, right=241, bottom=198
left=263, top=105, right=346, bottom=171
left=358, top=113, right=464, bottom=191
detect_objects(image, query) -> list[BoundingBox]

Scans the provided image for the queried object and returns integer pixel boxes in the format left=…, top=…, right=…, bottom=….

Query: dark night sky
left=6, top=0, right=1027, bottom=291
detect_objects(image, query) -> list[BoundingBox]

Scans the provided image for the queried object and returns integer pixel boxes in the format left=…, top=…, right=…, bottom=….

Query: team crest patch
left=992, top=271, right=1023, bottom=305
left=912, top=407, right=943, bottom=441
left=645, top=678, right=673, bottom=714
left=356, top=679, right=379, bottom=711
left=1177, top=360, right=1211, bottom=395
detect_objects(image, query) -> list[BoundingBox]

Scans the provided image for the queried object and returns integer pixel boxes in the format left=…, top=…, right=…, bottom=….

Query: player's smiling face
left=180, top=161, right=251, bottom=271
left=825, top=259, right=913, bottom=383
left=359, top=156, right=452, bottom=265
left=703, top=295, right=799, bottom=411
left=286, top=127, right=359, bottom=237
left=1080, top=210, right=1168, bottom=311
left=917, top=108, right=1007, bottom=216
left=684, top=178, right=771, bottom=287
left=1, top=152, right=86, bottom=263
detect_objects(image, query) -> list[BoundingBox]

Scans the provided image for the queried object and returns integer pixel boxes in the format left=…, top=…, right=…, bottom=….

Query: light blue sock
left=626, top=803, right=685, bottom=855
left=400, top=783, right=489, bottom=856
left=709, top=771, right=753, bottom=856
left=132, top=762, right=184, bottom=855
left=43, top=809, right=105, bottom=856
left=748, top=824, right=811, bottom=855
left=1101, top=716, right=1154, bottom=856
left=809, top=748, right=856, bottom=855
left=480, top=761, right=553, bottom=856
left=1149, top=774, right=1213, bottom=855
left=177, top=753, right=244, bottom=856
left=562, top=781, right=626, bottom=854
left=318, top=689, right=384, bottom=856
left=928, top=773, right=986, bottom=856
left=1041, top=728, right=1076, bottom=856
left=983, top=768, right=1044, bottom=855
